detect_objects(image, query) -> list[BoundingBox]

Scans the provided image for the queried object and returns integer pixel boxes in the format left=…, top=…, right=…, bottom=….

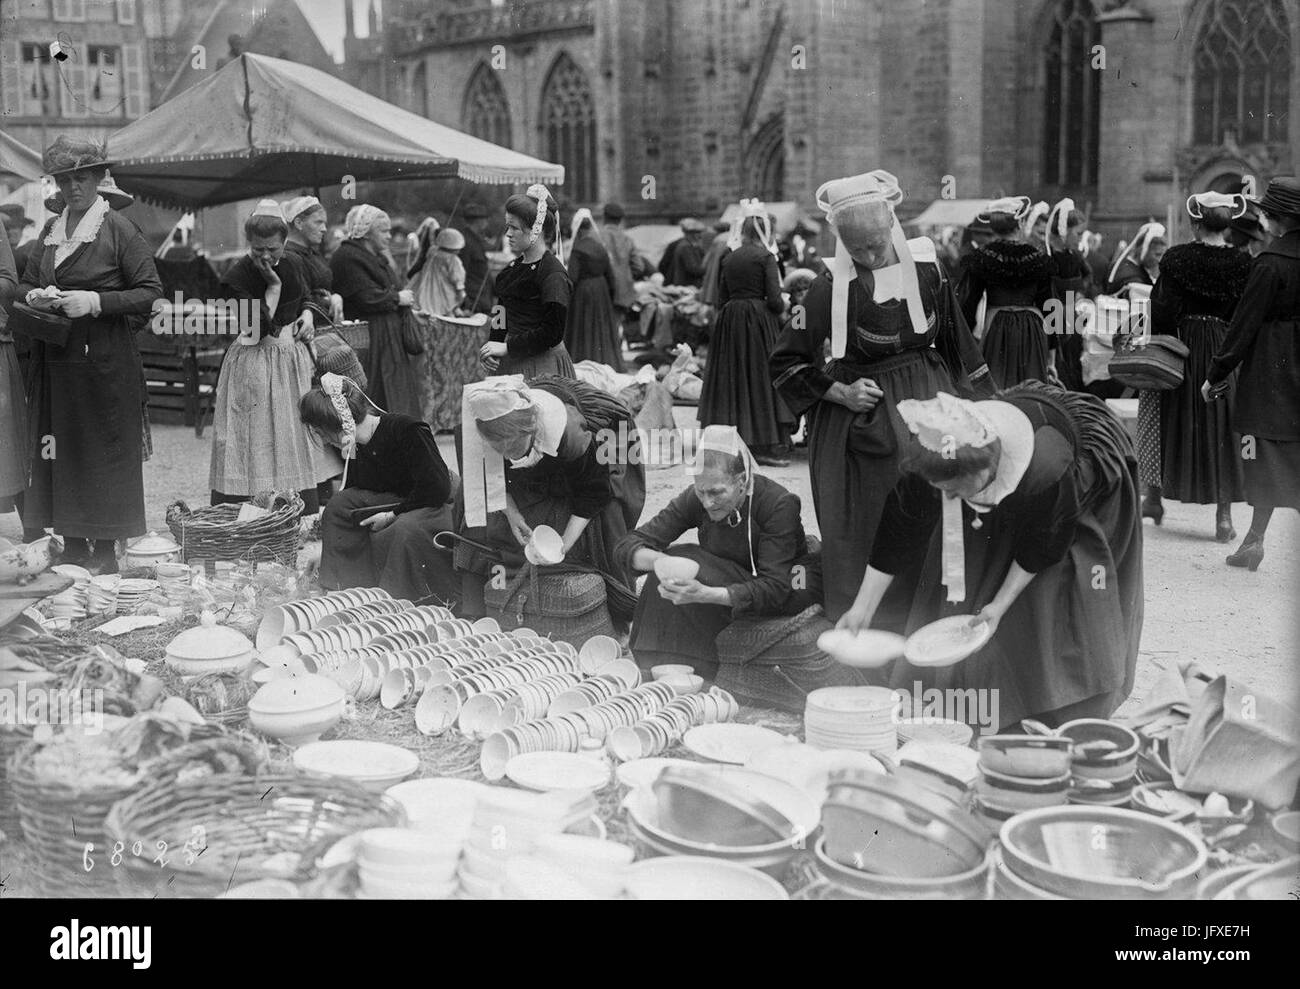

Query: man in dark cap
left=658, top=217, right=706, bottom=287
left=600, top=202, right=644, bottom=342
left=454, top=201, right=495, bottom=314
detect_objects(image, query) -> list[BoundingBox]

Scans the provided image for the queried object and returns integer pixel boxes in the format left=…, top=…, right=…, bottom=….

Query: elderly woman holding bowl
left=15, top=137, right=161, bottom=573
left=614, top=425, right=823, bottom=681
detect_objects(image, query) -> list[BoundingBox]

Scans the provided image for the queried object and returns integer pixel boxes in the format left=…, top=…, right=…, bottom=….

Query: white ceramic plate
left=292, top=740, right=419, bottom=783
left=505, top=751, right=611, bottom=793
left=625, top=856, right=788, bottom=900
left=904, top=615, right=992, bottom=668
left=682, top=724, right=792, bottom=765
left=816, top=628, right=907, bottom=668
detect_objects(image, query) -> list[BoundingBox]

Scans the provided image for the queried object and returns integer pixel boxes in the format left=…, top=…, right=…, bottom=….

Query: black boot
left=1226, top=533, right=1264, bottom=571
left=88, top=540, right=119, bottom=576
left=1215, top=505, right=1236, bottom=543
left=1141, top=486, right=1164, bottom=525
left=61, top=536, right=91, bottom=565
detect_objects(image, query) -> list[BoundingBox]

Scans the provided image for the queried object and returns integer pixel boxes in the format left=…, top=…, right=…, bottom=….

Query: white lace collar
left=964, top=401, right=1035, bottom=513
left=45, top=195, right=110, bottom=267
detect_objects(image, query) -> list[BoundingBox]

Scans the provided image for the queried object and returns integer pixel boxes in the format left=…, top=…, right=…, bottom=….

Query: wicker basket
left=484, top=566, right=614, bottom=648
left=7, top=735, right=262, bottom=897
left=105, top=772, right=406, bottom=898
left=0, top=725, right=34, bottom=839
left=335, top=320, right=370, bottom=352
left=166, top=492, right=305, bottom=570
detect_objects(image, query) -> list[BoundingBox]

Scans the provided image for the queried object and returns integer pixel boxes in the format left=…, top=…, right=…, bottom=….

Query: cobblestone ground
left=3, top=412, right=1297, bottom=717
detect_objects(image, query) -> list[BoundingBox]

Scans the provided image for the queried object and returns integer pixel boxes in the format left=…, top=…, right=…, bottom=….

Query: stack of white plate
left=383, top=778, right=484, bottom=841
left=501, top=835, right=634, bottom=899
left=456, top=788, right=596, bottom=900
left=804, top=686, right=899, bottom=756
left=86, top=574, right=120, bottom=616
left=115, top=578, right=159, bottom=614
left=355, top=828, right=460, bottom=900
left=48, top=564, right=91, bottom=619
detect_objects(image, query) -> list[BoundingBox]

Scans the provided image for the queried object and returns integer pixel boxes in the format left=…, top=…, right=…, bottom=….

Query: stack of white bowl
left=356, top=828, right=461, bottom=900
left=457, top=788, right=597, bottom=900
left=114, top=578, right=159, bottom=614
left=804, top=686, right=899, bottom=756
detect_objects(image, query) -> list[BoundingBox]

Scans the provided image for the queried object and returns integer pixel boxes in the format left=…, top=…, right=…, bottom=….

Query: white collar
left=531, top=389, right=568, bottom=458
left=46, top=195, right=110, bottom=266
left=964, top=401, right=1034, bottom=512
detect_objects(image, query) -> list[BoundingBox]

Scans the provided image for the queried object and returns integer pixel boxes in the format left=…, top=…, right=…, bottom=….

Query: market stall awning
left=109, top=53, right=564, bottom=209
left=0, top=130, right=43, bottom=183
left=904, top=199, right=988, bottom=230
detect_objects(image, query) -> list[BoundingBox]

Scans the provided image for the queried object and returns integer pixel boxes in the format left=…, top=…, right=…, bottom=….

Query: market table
left=412, top=313, right=491, bottom=432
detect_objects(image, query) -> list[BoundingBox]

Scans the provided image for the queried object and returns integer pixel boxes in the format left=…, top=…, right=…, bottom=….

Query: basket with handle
left=166, top=492, right=305, bottom=571
left=105, top=771, right=406, bottom=898
left=7, top=734, right=264, bottom=897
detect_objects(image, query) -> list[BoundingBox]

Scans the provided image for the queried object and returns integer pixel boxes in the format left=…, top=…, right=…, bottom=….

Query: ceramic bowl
left=651, top=664, right=694, bottom=681
left=1058, top=719, right=1140, bottom=779
left=653, top=556, right=701, bottom=582
left=661, top=673, right=704, bottom=696
left=978, top=735, right=1073, bottom=778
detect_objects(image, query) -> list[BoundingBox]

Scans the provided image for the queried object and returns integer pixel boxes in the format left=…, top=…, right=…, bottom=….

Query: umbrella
left=0, top=131, right=43, bottom=184
left=109, top=53, right=563, bottom=209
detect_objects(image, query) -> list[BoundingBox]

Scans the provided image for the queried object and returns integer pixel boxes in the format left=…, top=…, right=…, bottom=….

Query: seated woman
left=299, top=374, right=458, bottom=604
left=614, top=426, right=822, bottom=681
left=837, top=383, right=1142, bottom=730
left=457, top=374, right=644, bottom=620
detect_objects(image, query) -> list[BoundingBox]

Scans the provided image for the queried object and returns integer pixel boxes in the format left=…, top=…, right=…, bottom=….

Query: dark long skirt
left=498, top=342, right=575, bottom=379
left=698, top=298, right=793, bottom=447
left=0, top=337, right=28, bottom=510
left=887, top=391, right=1143, bottom=731
left=24, top=315, right=145, bottom=540
left=627, top=544, right=822, bottom=681
left=365, top=310, right=423, bottom=418
left=1160, top=315, right=1245, bottom=504
left=1242, top=438, right=1300, bottom=510
left=565, top=277, right=624, bottom=370
left=982, top=307, right=1050, bottom=389
left=806, top=347, right=955, bottom=621
left=319, top=487, right=458, bottom=604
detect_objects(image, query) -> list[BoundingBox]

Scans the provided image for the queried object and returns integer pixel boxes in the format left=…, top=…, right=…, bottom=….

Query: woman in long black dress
left=1106, top=222, right=1167, bottom=523
left=957, top=197, right=1054, bottom=389
left=330, top=204, right=422, bottom=417
left=564, top=209, right=623, bottom=370
left=1150, top=193, right=1251, bottom=541
left=701, top=201, right=792, bottom=466
left=479, top=185, right=575, bottom=379
left=1203, top=177, right=1300, bottom=571
left=300, top=374, right=458, bottom=603
left=18, top=137, right=161, bottom=573
left=282, top=196, right=342, bottom=325
left=771, top=170, right=993, bottom=622
left=1043, top=198, right=1094, bottom=393
left=457, top=375, right=645, bottom=619
left=615, top=425, right=822, bottom=680
left=837, top=384, right=1143, bottom=730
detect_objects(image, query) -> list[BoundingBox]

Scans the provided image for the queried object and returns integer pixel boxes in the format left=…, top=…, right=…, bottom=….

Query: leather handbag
left=399, top=309, right=426, bottom=356
left=7, top=301, right=72, bottom=347
left=1107, top=334, right=1189, bottom=390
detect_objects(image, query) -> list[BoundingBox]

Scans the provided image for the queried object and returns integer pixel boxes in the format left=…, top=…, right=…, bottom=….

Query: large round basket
left=165, top=493, right=305, bottom=570
left=0, top=725, right=34, bottom=838
left=6, top=735, right=261, bottom=897
left=105, top=771, right=406, bottom=898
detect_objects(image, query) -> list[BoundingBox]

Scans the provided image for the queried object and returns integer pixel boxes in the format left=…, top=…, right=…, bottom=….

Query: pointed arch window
left=746, top=115, right=785, bottom=203
left=1192, top=0, right=1290, bottom=145
left=541, top=53, right=597, bottom=203
left=1042, top=0, right=1101, bottom=188
left=462, top=62, right=512, bottom=148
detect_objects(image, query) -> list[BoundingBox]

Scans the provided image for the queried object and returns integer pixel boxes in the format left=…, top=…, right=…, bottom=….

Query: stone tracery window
left=541, top=53, right=597, bottom=203
left=1192, top=0, right=1290, bottom=145
left=462, top=62, right=512, bottom=148
left=1042, top=0, right=1102, bottom=189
